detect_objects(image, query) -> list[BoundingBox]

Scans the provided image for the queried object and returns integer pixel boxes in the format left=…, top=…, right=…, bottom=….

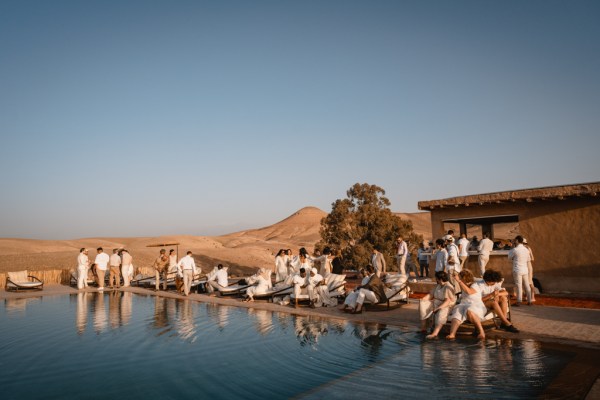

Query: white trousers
left=183, top=270, right=193, bottom=295
left=356, top=289, right=378, bottom=305
left=478, top=255, right=489, bottom=276
left=77, top=265, right=88, bottom=289
left=513, top=271, right=532, bottom=303
left=396, top=255, right=407, bottom=277
left=121, top=265, right=132, bottom=287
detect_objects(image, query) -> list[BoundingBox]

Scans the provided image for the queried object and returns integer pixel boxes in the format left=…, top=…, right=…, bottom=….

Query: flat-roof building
left=418, top=182, right=600, bottom=294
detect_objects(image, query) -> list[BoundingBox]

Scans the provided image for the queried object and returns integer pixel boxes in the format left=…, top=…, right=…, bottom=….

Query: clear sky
left=1, top=0, right=599, bottom=239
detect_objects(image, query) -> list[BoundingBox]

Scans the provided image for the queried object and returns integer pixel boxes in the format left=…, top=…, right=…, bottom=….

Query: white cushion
left=8, top=270, right=28, bottom=283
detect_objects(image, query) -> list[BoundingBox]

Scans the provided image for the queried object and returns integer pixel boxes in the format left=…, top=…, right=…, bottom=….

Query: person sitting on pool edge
left=472, top=269, right=519, bottom=333
left=419, top=270, right=456, bottom=339
left=446, top=269, right=487, bottom=340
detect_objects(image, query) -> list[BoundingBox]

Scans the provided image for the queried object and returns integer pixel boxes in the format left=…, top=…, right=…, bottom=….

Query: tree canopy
left=316, top=183, right=422, bottom=270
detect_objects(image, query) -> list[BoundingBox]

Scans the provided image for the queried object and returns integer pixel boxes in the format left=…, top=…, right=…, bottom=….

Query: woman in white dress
left=446, top=269, right=487, bottom=340
left=275, top=249, right=288, bottom=283
left=245, top=268, right=271, bottom=302
left=291, top=249, right=312, bottom=274
left=419, top=271, right=456, bottom=339
left=523, top=238, right=536, bottom=302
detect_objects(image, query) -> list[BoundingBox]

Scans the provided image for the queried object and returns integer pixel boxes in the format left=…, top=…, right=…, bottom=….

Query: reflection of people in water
left=76, top=292, right=89, bottom=335
left=206, top=303, right=230, bottom=331
left=120, top=291, right=132, bottom=326
left=108, top=290, right=122, bottom=329
left=293, top=315, right=329, bottom=346
left=248, top=308, right=273, bottom=336
left=175, top=300, right=196, bottom=341
left=93, top=292, right=107, bottom=333
left=153, top=296, right=170, bottom=329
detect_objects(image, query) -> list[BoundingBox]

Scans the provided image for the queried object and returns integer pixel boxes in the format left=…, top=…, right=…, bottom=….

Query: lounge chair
left=290, top=273, right=347, bottom=306
left=212, top=279, right=255, bottom=296
left=5, top=270, right=44, bottom=292
left=363, top=274, right=411, bottom=311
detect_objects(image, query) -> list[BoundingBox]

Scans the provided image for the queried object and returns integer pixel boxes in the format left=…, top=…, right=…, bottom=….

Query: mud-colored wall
left=428, top=198, right=600, bottom=294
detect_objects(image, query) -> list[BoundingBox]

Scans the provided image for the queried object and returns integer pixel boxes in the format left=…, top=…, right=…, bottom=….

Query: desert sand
left=0, top=207, right=432, bottom=275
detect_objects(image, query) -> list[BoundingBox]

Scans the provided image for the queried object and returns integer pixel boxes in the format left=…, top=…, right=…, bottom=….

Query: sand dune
left=0, top=207, right=432, bottom=274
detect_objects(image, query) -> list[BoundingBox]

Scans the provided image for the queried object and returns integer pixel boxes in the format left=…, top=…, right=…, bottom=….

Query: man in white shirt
left=94, top=247, right=110, bottom=291
left=307, top=268, right=324, bottom=308
left=207, top=264, right=228, bottom=295
left=371, top=247, right=387, bottom=277
left=292, top=268, right=309, bottom=308
left=445, top=236, right=461, bottom=293
left=109, top=249, right=121, bottom=289
left=395, top=237, right=408, bottom=277
left=434, top=239, right=448, bottom=273
left=472, top=269, right=519, bottom=332
left=477, top=232, right=494, bottom=277
left=457, top=233, right=470, bottom=271
left=77, top=248, right=90, bottom=290
left=508, top=236, right=532, bottom=306
left=177, top=251, right=198, bottom=296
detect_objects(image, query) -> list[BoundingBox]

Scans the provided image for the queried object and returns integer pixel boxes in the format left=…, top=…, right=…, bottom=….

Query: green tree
left=316, top=183, right=422, bottom=271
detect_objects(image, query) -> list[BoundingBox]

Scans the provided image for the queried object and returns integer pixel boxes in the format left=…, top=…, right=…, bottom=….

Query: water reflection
left=175, top=300, right=197, bottom=342
left=247, top=308, right=272, bottom=336
left=76, top=292, right=89, bottom=335
left=5, top=297, right=41, bottom=315
left=352, top=323, right=390, bottom=358
left=293, top=315, right=331, bottom=346
left=207, top=303, right=230, bottom=331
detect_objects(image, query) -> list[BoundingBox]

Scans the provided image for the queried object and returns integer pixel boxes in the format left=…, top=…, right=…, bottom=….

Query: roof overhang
left=418, top=182, right=600, bottom=211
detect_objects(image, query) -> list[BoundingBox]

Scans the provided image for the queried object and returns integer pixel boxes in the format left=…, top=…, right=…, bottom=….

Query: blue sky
left=1, top=0, right=599, bottom=239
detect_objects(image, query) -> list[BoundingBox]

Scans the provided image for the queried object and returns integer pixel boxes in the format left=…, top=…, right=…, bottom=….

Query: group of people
left=418, top=233, right=536, bottom=341
left=76, top=247, right=133, bottom=290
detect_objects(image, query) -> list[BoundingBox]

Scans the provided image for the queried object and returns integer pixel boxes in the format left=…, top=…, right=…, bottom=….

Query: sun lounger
left=362, top=274, right=411, bottom=311
left=6, top=270, right=44, bottom=292
left=290, top=273, right=347, bottom=305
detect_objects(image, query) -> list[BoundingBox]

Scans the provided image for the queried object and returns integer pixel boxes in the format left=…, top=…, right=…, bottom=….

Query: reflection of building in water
left=76, top=292, right=89, bottom=335
left=175, top=300, right=197, bottom=342
left=293, top=315, right=329, bottom=346
left=247, top=308, right=273, bottom=336
left=120, top=292, right=132, bottom=326
left=93, top=292, right=107, bottom=334
left=108, top=291, right=122, bottom=329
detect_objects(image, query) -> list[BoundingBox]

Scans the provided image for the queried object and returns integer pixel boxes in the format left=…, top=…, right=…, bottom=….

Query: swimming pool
left=0, top=292, right=575, bottom=399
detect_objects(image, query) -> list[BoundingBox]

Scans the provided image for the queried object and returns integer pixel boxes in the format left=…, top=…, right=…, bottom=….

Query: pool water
left=0, top=293, right=573, bottom=399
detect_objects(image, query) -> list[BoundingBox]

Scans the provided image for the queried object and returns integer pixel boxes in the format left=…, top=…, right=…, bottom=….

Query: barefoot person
left=446, top=270, right=487, bottom=340
left=473, top=269, right=519, bottom=333
left=419, top=271, right=456, bottom=339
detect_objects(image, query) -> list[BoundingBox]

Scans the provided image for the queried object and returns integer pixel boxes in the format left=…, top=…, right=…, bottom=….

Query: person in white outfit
left=523, top=238, right=536, bottom=302
left=177, top=251, right=198, bottom=296
left=77, top=248, right=90, bottom=290
left=508, top=236, right=532, bottom=306
left=121, top=250, right=133, bottom=287
left=342, top=269, right=370, bottom=311
left=473, top=269, right=519, bottom=332
left=245, top=268, right=271, bottom=302
left=274, top=249, right=288, bottom=283
left=206, top=264, right=228, bottom=295
left=292, top=268, right=309, bottom=308
left=419, top=271, right=456, bottom=339
left=94, top=247, right=110, bottom=291
left=311, top=247, right=333, bottom=278
left=457, top=233, right=470, bottom=271
left=477, top=233, right=494, bottom=277
left=445, top=236, right=461, bottom=293
left=395, top=237, right=408, bottom=277
left=433, top=239, right=448, bottom=273
left=307, top=268, right=324, bottom=308
left=446, top=270, right=487, bottom=340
